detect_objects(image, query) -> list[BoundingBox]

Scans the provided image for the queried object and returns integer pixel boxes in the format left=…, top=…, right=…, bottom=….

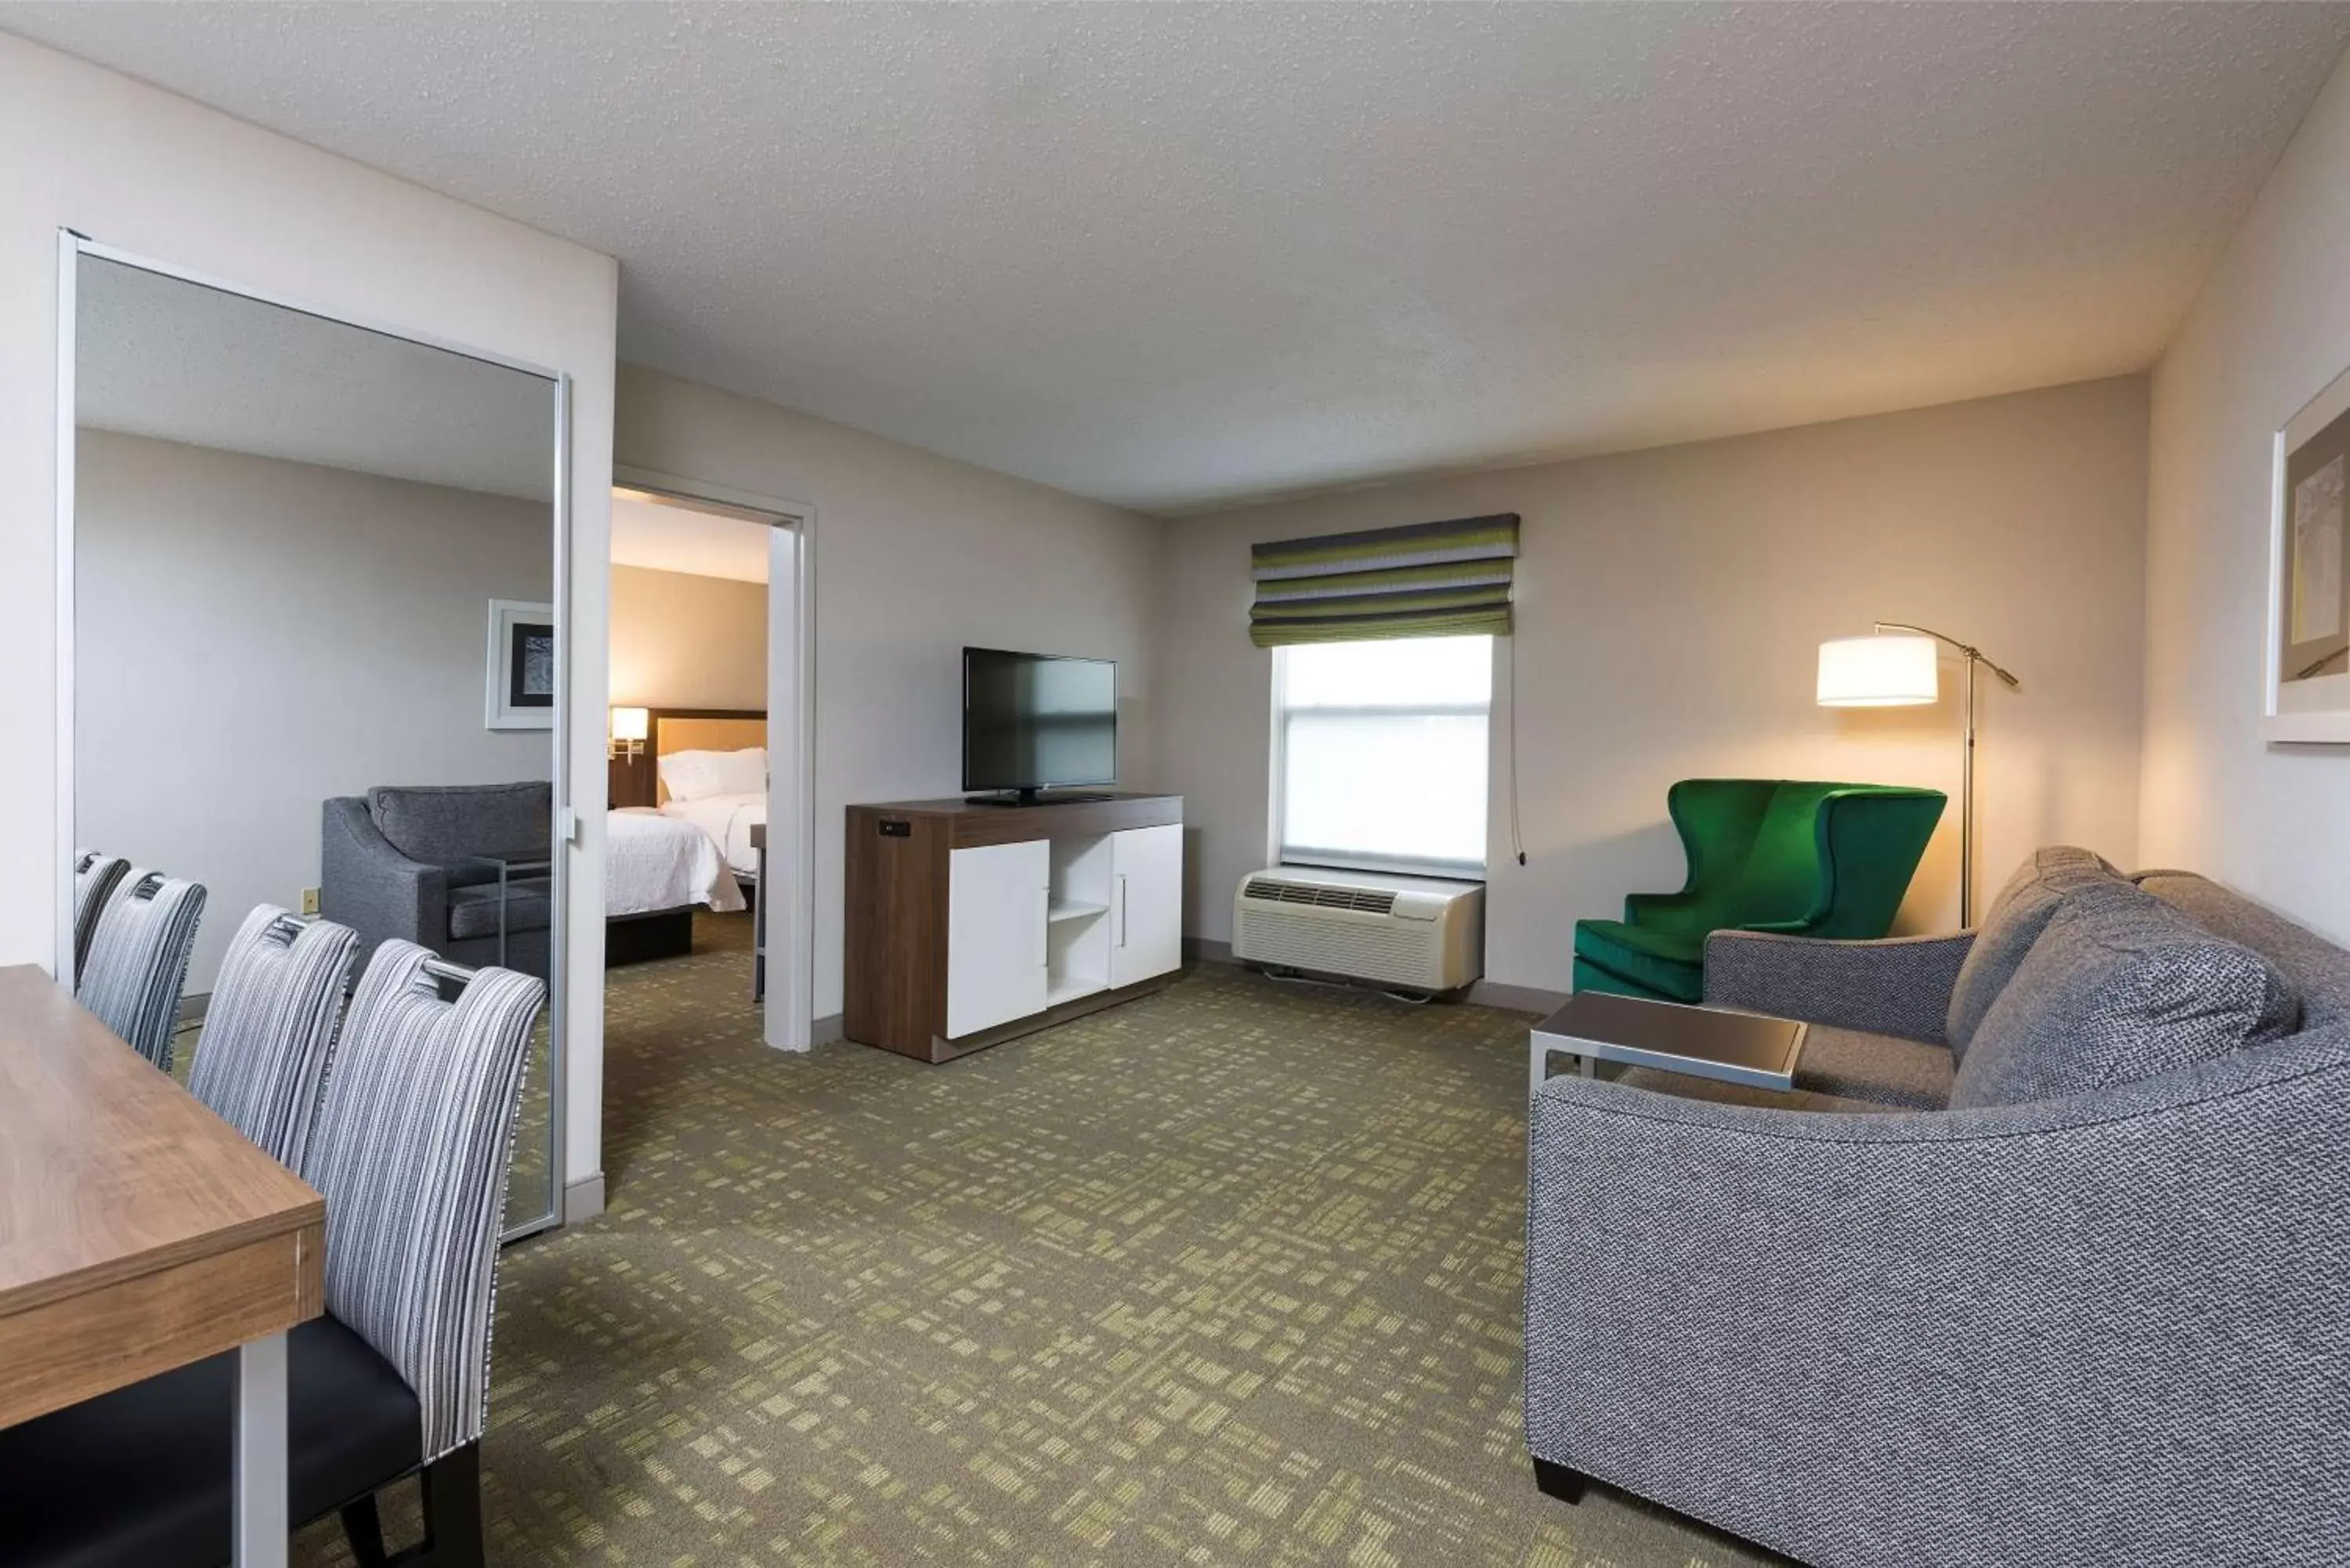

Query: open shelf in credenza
left=1046, top=976, right=1108, bottom=1008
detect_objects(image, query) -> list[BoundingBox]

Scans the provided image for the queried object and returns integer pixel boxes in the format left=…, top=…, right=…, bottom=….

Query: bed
left=609, top=810, right=743, bottom=918
left=605, top=808, right=745, bottom=965
left=606, top=709, right=769, bottom=963
left=658, top=791, right=763, bottom=881
left=614, top=709, right=768, bottom=880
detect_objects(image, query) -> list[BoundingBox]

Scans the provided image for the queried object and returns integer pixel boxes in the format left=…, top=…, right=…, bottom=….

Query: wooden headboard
left=612, top=707, right=765, bottom=807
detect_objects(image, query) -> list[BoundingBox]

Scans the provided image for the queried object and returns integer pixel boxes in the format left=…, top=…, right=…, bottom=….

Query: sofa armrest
left=1701, top=929, right=1971, bottom=1044
left=320, top=798, right=446, bottom=958
left=1524, top=1037, right=2350, bottom=1566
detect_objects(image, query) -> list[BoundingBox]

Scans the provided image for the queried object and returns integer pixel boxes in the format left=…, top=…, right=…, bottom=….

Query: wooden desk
left=0, top=963, right=324, bottom=1567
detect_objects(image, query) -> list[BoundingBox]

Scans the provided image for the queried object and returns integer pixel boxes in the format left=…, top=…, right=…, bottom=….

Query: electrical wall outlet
left=300, top=887, right=320, bottom=917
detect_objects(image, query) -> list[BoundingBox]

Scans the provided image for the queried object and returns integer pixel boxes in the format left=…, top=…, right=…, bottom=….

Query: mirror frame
left=53, top=230, right=574, bottom=1242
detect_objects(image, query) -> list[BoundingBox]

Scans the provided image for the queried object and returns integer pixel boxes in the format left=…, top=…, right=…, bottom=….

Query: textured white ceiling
left=77, top=255, right=556, bottom=500
left=610, top=490, right=772, bottom=583
left=19, top=3, right=2350, bottom=515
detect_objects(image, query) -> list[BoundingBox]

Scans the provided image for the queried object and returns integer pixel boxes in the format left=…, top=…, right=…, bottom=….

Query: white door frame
left=612, top=464, right=818, bottom=1053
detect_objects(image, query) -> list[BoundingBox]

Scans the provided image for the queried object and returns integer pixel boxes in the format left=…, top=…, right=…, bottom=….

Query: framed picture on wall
left=2268, top=365, right=2350, bottom=742
left=486, top=598, right=556, bottom=731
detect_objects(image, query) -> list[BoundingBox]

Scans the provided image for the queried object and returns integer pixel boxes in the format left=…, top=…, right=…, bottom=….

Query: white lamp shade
left=610, top=705, right=651, bottom=742
left=1817, top=635, right=1938, bottom=706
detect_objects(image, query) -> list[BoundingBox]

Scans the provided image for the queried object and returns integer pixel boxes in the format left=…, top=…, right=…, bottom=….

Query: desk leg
left=235, top=1334, right=288, bottom=1568
left=1529, top=1042, right=1601, bottom=1100
left=751, top=844, right=768, bottom=1004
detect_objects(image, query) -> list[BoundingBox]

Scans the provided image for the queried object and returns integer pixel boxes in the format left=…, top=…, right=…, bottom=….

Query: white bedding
left=659, top=792, right=765, bottom=880
left=607, top=809, right=745, bottom=917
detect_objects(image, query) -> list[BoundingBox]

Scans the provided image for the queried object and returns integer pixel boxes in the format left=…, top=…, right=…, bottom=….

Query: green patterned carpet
left=291, top=914, right=1777, bottom=1567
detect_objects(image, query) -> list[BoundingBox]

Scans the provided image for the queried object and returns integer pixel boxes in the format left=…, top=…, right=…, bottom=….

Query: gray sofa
left=1524, top=849, right=2350, bottom=1567
left=320, top=782, right=553, bottom=978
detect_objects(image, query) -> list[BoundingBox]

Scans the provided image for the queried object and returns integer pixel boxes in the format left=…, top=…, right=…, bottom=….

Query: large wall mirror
left=66, top=247, right=569, bottom=1241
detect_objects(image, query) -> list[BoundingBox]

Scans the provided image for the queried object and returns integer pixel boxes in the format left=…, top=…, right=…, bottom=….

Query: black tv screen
left=963, top=649, right=1118, bottom=793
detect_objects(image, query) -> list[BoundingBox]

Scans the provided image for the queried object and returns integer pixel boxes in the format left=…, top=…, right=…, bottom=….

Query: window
left=1273, top=635, right=1491, bottom=878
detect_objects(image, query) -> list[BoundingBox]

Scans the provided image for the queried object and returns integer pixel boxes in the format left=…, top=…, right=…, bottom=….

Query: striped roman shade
left=1249, top=512, right=1520, bottom=647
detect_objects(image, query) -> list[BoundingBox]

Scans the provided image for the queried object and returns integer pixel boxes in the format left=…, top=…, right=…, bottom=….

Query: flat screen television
left=962, top=648, right=1118, bottom=803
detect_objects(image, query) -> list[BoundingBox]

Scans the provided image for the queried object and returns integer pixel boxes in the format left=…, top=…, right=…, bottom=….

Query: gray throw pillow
left=1948, top=880, right=2301, bottom=1111
left=1943, top=846, right=2120, bottom=1058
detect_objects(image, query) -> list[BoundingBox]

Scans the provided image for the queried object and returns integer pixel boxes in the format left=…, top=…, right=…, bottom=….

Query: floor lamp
left=1817, top=623, right=2021, bottom=927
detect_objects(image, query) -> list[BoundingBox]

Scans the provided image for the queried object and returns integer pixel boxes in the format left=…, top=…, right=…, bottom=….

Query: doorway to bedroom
left=606, top=480, right=811, bottom=1054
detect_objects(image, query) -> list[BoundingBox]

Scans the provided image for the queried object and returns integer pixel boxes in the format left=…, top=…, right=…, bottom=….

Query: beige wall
left=1155, top=377, right=2151, bottom=993
left=614, top=366, right=1161, bottom=1021
left=2142, top=52, right=2350, bottom=944
left=610, top=564, right=768, bottom=710
left=77, top=432, right=552, bottom=994
left=0, top=33, right=618, bottom=1195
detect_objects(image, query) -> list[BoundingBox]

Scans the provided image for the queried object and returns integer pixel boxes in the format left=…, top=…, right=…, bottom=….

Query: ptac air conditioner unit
left=1232, top=868, right=1485, bottom=994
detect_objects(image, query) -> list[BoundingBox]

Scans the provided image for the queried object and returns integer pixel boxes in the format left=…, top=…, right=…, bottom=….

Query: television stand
left=847, top=793, right=1184, bottom=1062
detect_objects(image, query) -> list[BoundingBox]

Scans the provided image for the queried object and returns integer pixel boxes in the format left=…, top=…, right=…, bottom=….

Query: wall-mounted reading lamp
left=609, top=706, right=649, bottom=762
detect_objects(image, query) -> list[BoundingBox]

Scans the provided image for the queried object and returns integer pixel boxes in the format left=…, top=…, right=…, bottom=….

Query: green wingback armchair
left=1572, top=779, right=1947, bottom=1003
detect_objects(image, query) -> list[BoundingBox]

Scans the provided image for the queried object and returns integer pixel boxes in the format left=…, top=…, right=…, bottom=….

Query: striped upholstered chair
left=187, top=905, right=360, bottom=1170
left=70, top=850, right=128, bottom=981
left=308, top=941, right=544, bottom=1566
left=0, top=941, right=543, bottom=1567
left=77, top=869, right=206, bottom=1068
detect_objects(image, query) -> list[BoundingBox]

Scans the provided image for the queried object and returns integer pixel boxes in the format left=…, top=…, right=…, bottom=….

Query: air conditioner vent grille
left=1241, top=877, right=1397, bottom=916
left=1232, top=867, right=1483, bottom=992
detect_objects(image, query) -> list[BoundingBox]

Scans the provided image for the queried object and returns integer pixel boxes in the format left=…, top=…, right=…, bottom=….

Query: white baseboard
left=562, top=1172, right=606, bottom=1224
left=812, top=1012, right=844, bottom=1046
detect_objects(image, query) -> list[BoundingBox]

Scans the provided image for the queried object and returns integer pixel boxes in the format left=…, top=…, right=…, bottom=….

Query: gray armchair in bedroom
left=1523, top=849, right=2350, bottom=1568
left=320, top=782, right=554, bottom=979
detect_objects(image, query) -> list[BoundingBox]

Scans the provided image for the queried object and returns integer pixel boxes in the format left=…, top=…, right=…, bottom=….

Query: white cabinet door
left=1108, top=823, right=1184, bottom=989
left=947, top=840, right=1050, bottom=1037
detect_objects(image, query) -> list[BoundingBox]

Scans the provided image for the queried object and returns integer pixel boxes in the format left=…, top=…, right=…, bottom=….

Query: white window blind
left=1274, top=635, right=1491, bottom=878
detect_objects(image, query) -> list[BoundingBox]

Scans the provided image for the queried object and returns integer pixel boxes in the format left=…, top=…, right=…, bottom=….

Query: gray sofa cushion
left=1950, top=880, right=2301, bottom=1110
left=1791, top=1024, right=1955, bottom=1109
left=368, top=782, right=551, bottom=863
left=446, top=879, right=553, bottom=942
left=1944, top=846, right=2120, bottom=1057
left=2137, top=870, right=2350, bottom=1031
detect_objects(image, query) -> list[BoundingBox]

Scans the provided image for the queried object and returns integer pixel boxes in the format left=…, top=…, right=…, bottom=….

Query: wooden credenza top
left=852, top=792, right=1180, bottom=848
left=0, top=963, right=324, bottom=1426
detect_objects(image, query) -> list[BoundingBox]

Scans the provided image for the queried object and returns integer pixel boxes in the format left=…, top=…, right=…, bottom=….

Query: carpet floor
left=288, top=913, right=1777, bottom=1567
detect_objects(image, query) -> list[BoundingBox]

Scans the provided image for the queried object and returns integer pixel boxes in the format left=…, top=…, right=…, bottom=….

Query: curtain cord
left=1506, top=632, right=1526, bottom=868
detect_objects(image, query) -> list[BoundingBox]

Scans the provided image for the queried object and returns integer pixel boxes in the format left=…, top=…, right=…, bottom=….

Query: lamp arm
left=1871, top=620, right=2022, bottom=689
